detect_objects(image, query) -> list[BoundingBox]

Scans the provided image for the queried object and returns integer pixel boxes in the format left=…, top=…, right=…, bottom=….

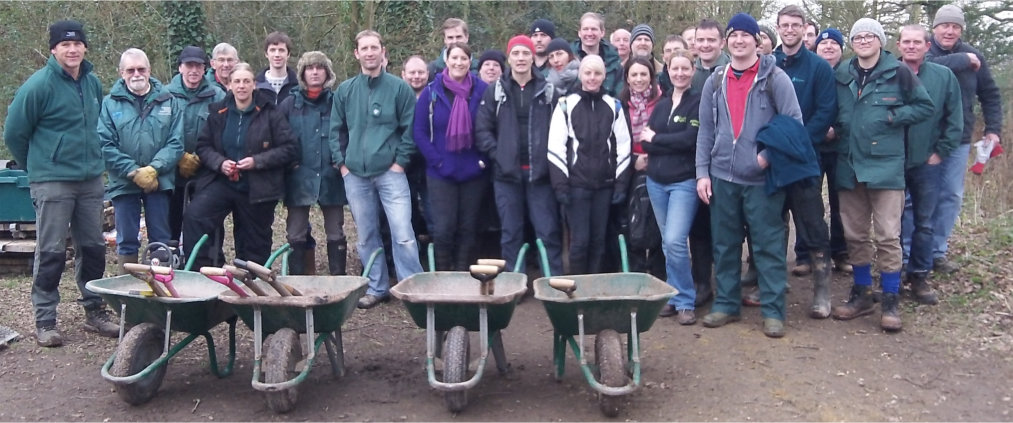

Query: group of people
left=4, top=3, right=1002, bottom=347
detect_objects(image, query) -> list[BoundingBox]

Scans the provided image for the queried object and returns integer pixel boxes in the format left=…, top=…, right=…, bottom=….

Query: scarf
left=628, top=86, right=660, bottom=153
left=442, top=68, right=474, bottom=152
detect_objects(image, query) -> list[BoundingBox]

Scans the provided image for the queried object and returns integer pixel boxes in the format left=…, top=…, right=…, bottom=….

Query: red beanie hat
left=506, top=35, right=535, bottom=54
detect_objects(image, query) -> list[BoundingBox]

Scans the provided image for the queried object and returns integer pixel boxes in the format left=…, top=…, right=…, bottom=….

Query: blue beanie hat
left=725, top=13, right=761, bottom=42
left=816, top=28, right=844, bottom=49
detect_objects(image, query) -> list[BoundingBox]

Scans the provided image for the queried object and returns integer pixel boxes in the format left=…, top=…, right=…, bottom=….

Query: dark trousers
left=690, top=203, right=713, bottom=290
left=168, top=177, right=193, bottom=243
left=903, top=162, right=941, bottom=273
left=783, top=177, right=830, bottom=259
left=565, top=187, right=612, bottom=275
left=428, top=175, right=488, bottom=270
left=796, top=150, right=847, bottom=262
left=182, top=179, right=276, bottom=268
left=494, top=178, right=563, bottom=277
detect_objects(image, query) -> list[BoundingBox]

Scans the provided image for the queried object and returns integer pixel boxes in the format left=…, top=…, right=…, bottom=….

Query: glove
left=611, top=191, right=627, bottom=205
left=131, top=165, right=159, bottom=193
left=970, top=139, right=1004, bottom=175
left=177, top=152, right=201, bottom=179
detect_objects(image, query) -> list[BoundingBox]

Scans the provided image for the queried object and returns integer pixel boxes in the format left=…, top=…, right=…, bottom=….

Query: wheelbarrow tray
left=86, top=271, right=234, bottom=333
left=391, top=271, right=527, bottom=332
left=533, top=273, right=675, bottom=336
left=219, top=276, right=368, bottom=334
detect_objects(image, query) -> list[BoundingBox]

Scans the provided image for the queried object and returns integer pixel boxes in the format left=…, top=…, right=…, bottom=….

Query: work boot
left=792, top=261, right=812, bottom=276
left=36, top=325, right=64, bottom=347
left=933, top=257, right=959, bottom=274
left=117, top=254, right=138, bottom=276
left=908, top=271, right=938, bottom=305
left=831, top=284, right=877, bottom=320
left=880, top=292, right=903, bottom=332
left=810, top=252, right=832, bottom=319
left=833, top=254, right=853, bottom=273
left=83, top=308, right=120, bottom=338
left=327, top=240, right=347, bottom=276
left=287, top=242, right=307, bottom=275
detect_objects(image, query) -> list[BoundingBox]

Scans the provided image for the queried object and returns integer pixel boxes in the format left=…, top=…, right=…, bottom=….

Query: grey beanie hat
left=630, top=24, right=655, bottom=45
left=849, top=18, right=886, bottom=46
left=933, top=4, right=965, bottom=28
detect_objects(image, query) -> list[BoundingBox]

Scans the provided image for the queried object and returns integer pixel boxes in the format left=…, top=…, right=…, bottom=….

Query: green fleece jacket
left=328, top=72, right=417, bottom=177
left=905, top=61, right=962, bottom=169
left=4, top=56, right=104, bottom=182
left=167, top=73, right=226, bottom=153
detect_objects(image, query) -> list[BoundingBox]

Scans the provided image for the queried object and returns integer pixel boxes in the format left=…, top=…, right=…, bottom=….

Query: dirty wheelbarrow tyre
left=443, top=326, right=470, bottom=412
left=595, top=329, right=626, bottom=417
left=264, top=328, right=302, bottom=413
left=110, top=322, right=167, bottom=405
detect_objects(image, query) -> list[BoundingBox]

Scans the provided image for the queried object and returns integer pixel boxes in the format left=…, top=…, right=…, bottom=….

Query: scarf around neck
left=441, top=68, right=474, bottom=152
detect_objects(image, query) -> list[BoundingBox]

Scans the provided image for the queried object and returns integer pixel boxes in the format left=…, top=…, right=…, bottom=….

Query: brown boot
left=831, top=284, right=876, bottom=320
left=908, top=271, right=938, bottom=305
left=880, top=292, right=902, bottom=332
left=117, top=254, right=138, bottom=275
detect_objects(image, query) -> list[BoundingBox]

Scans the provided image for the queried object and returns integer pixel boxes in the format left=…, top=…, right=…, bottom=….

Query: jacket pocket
left=50, top=134, right=65, bottom=162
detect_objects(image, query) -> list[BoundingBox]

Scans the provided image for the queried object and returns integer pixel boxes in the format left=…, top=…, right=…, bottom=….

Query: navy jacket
left=756, top=114, right=820, bottom=194
left=773, top=46, right=838, bottom=149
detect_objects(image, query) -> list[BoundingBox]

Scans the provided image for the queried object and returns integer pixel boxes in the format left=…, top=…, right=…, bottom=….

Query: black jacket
left=475, top=72, right=557, bottom=183
left=255, top=67, right=300, bottom=105
left=927, top=37, right=1003, bottom=144
left=642, top=93, right=701, bottom=185
left=195, top=91, right=299, bottom=203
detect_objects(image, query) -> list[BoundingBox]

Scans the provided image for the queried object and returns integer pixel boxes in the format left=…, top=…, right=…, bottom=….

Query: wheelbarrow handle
left=123, top=263, right=152, bottom=273
left=199, top=266, right=227, bottom=277
left=222, top=265, right=250, bottom=279
left=233, top=259, right=274, bottom=281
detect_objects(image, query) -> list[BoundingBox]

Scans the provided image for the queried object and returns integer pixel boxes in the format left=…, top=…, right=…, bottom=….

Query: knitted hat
left=478, top=49, right=506, bottom=69
left=178, top=46, right=207, bottom=65
left=546, top=37, right=571, bottom=56
left=507, top=35, right=535, bottom=54
left=630, top=24, right=655, bottom=45
left=49, top=20, right=87, bottom=49
left=530, top=19, right=556, bottom=38
left=759, top=21, right=778, bottom=46
left=816, top=28, right=845, bottom=49
left=933, top=4, right=965, bottom=29
left=849, top=18, right=886, bottom=46
left=725, top=13, right=761, bottom=42
left=296, top=51, right=336, bottom=90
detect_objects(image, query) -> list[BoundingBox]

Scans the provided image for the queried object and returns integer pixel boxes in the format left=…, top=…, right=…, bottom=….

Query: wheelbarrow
left=391, top=256, right=528, bottom=413
left=213, top=248, right=381, bottom=413
left=87, top=259, right=237, bottom=405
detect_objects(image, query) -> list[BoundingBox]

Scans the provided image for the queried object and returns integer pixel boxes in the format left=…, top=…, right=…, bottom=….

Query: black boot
left=880, top=292, right=902, bottom=331
left=287, top=242, right=307, bottom=275
left=327, top=240, right=347, bottom=276
left=908, top=271, right=938, bottom=305
left=810, top=251, right=832, bottom=319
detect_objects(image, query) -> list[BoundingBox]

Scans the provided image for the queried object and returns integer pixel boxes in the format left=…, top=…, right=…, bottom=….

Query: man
left=330, top=30, right=424, bottom=309
left=611, top=28, right=631, bottom=66
left=804, top=20, right=819, bottom=51
left=400, top=54, right=434, bottom=255
left=772, top=4, right=838, bottom=318
left=690, top=19, right=731, bottom=91
left=401, top=55, right=429, bottom=97
left=530, top=18, right=556, bottom=74
left=428, top=18, right=479, bottom=80
left=682, top=26, right=697, bottom=56
left=830, top=18, right=934, bottom=332
left=630, top=24, right=662, bottom=73
left=205, top=42, right=239, bottom=91
left=279, top=51, right=348, bottom=276
left=898, top=24, right=962, bottom=305
left=658, top=34, right=689, bottom=95
left=167, top=46, right=226, bottom=245
left=926, top=4, right=1004, bottom=274
left=3, top=20, right=119, bottom=347
left=255, top=31, right=299, bottom=105
left=475, top=35, right=564, bottom=278
left=99, top=48, right=184, bottom=274
left=695, top=13, right=802, bottom=338
left=570, top=12, right=623, bottom=96
left=815, top=28, right=844, bottom=68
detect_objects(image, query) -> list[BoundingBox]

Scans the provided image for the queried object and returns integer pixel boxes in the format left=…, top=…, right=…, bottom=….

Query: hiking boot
left=908, top=271, right=939, bottom=305
left=933, top=257, right=959, bottom=274
left=701, top=312, right=741, bottom=328
left=762, top=318, right=785, bottom=338
left=83, top=308, right=120, bottom=338
left=357, top=294, right=390, bottom=310
left=833, top=254, right=853, bottom=273
left=677, top=310, right=697, bottom=326
left=832, top=285, right=877, bottom=320
left=792, top=261, right=812, bottom=276
left=659, top=304, right=677, bottom=318
left=810, top=252, right=832, bottom=319
left=36, top=325, right=64, bottom=347
left=880, top=292, right=902, bottom=332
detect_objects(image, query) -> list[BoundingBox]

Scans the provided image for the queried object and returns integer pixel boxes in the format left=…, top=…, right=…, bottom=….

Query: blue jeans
left=112, top=190, right=172, bottom=256
left=343, top=170, right=423, bottom=296
left=647, top=178, right=698, bottom=310
left=901, top=162, right=941, bottom=272
left=932, top=143, right=970, bottom=259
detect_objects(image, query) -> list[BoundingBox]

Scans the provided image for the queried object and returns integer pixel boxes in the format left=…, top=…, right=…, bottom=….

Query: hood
left=296, top=51, right=336, bottom=91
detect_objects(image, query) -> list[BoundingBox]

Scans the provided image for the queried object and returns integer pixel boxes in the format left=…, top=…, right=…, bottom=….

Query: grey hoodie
left=696, top=54, right=802, bottom=186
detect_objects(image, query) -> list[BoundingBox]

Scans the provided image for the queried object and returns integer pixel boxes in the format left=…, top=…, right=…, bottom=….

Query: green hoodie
left=4, top=55, right=104, bottom=182
left=167, top=73, right=226, bottom=153
left=329, top=72, right=417, bottom=177
left=98, top=77, right=185, bottom=199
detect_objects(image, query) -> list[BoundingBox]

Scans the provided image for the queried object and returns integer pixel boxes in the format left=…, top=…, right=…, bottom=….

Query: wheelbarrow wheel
left=595, top=329, right=626, bottom=417
left=264, top=328, right=301, bottom=413
left=110, top=323, right=167, bottom=405
left=443, top=326, right=470, bottom=412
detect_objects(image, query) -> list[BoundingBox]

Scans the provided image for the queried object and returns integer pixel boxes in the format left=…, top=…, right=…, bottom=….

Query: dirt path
left=1, top=267, right=1011, bottom=422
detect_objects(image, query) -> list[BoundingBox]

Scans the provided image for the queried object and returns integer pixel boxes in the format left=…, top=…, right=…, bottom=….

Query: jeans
left=112, top=190, right=172, bottom=256
left=29, top=177, right=107, bottom=327
left=565, top=187, right=612, bottom=275
left=182, top=179, right=276, bottom=268
left=901, top=162, right=942, bottom=273
left=427, top=175, right=488, bottom=270
left=344, top=170, right=423, bottom=296
left=838, top=182, right=904, bottom=273
left=647, top=178, right=698, bottom=310
left=493, top=178, right=563, bottom=277
left=932, top=143, right=970, bottom=259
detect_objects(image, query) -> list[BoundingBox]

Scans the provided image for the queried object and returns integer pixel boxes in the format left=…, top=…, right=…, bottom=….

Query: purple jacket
left=412, top=73, right=488, bottom=182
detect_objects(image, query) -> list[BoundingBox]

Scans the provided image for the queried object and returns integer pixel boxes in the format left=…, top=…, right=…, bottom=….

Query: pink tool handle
left=152, top=271, right=180, bottom=297
left=206, top=274, right=250, bottom=297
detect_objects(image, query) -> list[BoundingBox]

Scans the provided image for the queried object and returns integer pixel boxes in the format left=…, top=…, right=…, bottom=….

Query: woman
left=547, top=55, right=631, bottom=275
left=412, top=43, right=489, bottom=271
left=477, top=49, right=505, bottom=85
left=182, top=63, right=298, bottom=268
left=545, top=37, right=579, bottom=98
left=641, top=51, right=701, bottom=325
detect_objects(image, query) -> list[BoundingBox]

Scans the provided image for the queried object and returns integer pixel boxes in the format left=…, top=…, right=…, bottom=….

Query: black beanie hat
left=530, top=19, right=557, bottom=38
left=478, top=49, right=506, bottom=69
left=545, top=37, right=571, bottom=56
left=49, top=20, right=87, bottom=50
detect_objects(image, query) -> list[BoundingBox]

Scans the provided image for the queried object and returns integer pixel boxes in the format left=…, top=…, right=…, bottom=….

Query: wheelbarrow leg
left=490, top=330, right=510, bottom=375
left=553, top=331, right=566, bottom=381
left=324, top=327, right=345, bottom=378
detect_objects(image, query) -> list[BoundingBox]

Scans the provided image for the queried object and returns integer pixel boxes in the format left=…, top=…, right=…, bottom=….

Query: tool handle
left=233, top=259, right=274, bottom=281
left=199, top=266, right=227, bottom=277
left=123, top=263, right=151, bottom=273
left=223, top=265, right=250, bottom=280
left=469, top=264, right=500, bottom=277
left=548, top=278, right=576, bottom=293
left=476, top=259, right=506, bottom=269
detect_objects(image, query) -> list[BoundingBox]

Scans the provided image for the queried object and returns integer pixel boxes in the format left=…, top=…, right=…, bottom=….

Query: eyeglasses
left=851, top=33, right=879, bottom=44
left=778, top=23, right=803, bottom=30
left=122, top=67, right=148, bottom=74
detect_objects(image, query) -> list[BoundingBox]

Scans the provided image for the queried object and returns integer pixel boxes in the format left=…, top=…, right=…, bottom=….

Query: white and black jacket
left=547, top=89, right=632, bottom=199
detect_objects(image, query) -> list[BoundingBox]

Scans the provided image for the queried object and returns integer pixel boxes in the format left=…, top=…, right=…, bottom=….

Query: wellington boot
left=831, top=284, right=877, bottom=320
left=810, top=252, right=832, bottom=319
left=287, top=243, right=307, bottom=275
left=880, top=292, right=903, bottom=332
left=327, top=240, right=347, bottom=276
left=117, top=254, right=138, bottom=276
left=302, top=245, right=316, bottom=275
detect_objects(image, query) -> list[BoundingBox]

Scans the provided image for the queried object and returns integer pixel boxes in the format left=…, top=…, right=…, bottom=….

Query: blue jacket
left=773, top=46, right=838, bottom=148
left=756, top=114, right=819, bottom=194
left=412, top=73, right=489, bottom=182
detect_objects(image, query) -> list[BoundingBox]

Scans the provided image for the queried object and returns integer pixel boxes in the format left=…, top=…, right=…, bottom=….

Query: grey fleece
left=696, top=54, right=803, bottom=186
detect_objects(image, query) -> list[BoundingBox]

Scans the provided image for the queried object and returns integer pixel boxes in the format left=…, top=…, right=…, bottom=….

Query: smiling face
left=119, top=55, right=150, bottom=94
left=230, top=68, right=255, bottom=105
left=777, top=15, right=804, bottom=50
left=579, top=64, right=604, bottom=92
left=446, top=46, right=471, bottom=81
left=479, top=60, right=502, bottom=84
left=851, top=32, right=881, bottom=61
left=611, top=29, right=630, bottom=57
left=265, top=43, right=289, bottom=71
left=626, top=62, right=652, bottom=94
left=726, top=30, right=758, bottom=61
left=932, top=22, right=962, bottom=50
left=51, top=40, right=87, bottom=75
left=816, top=39, right=842, bottom=67
left=668, top=55, right=695, bottom=91
left=179, top=62, right=205, bottom=89
left=212, top=51, right=238, bottom=78
left=443, top=26, right=468, bottom=50
left=354, top=35, right=385, bottom=75
left=695, top=27, right=724, bottom=63
left=899, top=28, right=929, bottom=64
left=579, top=17, right=604, bottom=49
